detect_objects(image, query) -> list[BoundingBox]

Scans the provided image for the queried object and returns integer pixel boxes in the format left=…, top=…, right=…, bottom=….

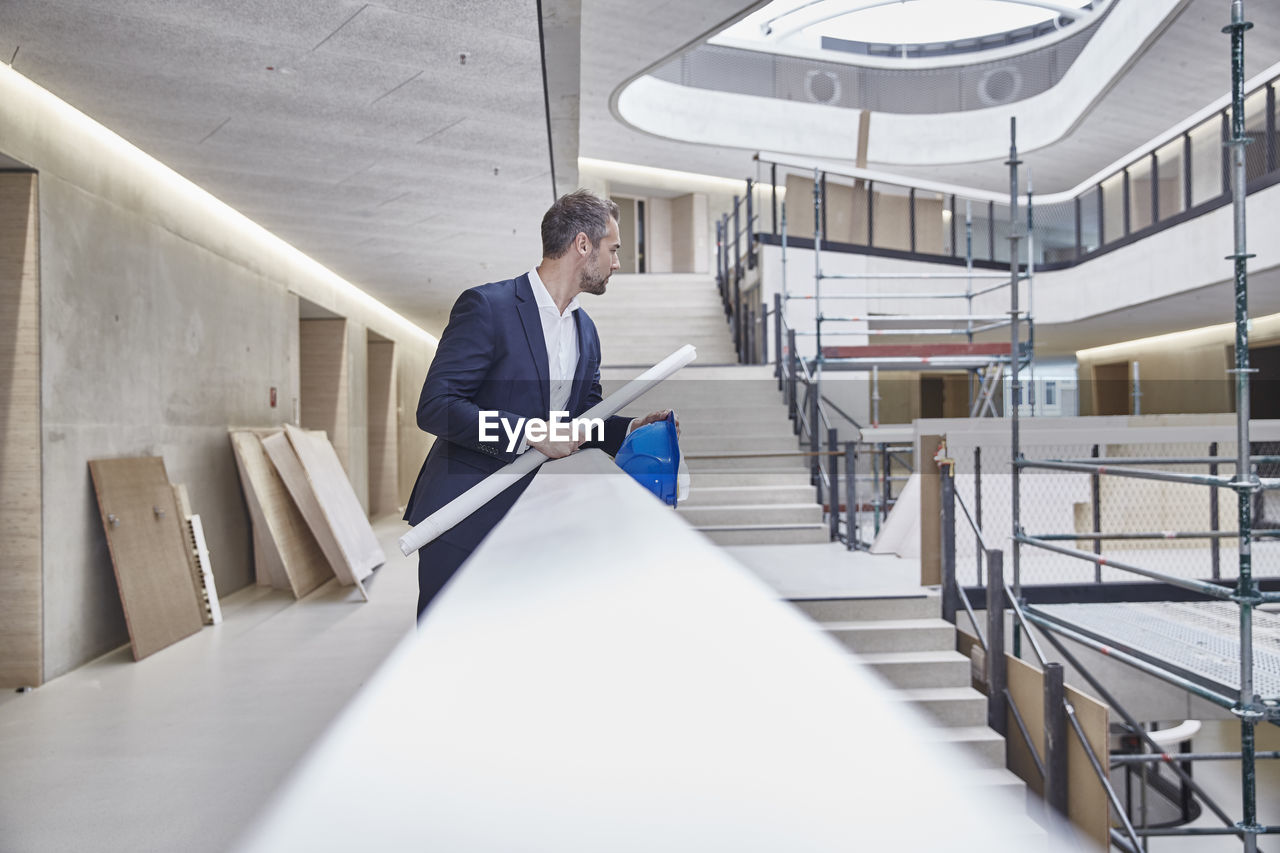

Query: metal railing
left=935, top=454, right=1270, bottom=852
left=753, top=61, right=1280, bottom=272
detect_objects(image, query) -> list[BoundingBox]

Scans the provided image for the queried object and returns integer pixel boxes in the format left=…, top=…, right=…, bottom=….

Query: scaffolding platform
left=818, top=342, right=1014, bottom=370
left=1028, top=601, right=1280, bottom=703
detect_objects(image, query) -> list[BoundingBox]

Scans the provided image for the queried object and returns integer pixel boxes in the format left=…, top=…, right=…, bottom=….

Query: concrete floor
left=0, top=525, right=1274, bottom=852
left=0, top=515, right=420, bottom=853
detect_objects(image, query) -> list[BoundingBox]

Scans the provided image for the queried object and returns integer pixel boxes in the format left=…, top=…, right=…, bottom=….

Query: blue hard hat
left=615, top=411, right=680, bottom=506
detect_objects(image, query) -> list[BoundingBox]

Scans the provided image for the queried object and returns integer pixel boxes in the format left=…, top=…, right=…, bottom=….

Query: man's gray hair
left=541, top=189, right=620, bottom=259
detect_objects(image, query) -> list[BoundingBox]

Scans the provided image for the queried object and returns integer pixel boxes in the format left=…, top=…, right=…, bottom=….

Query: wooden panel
left=919, top=434, right=943, bottom=586
left=88, top=457, right=203, bottom=660
left=283, top=424, right=383, bottom=581
left=366, top=339, right=399, bottom=517
left=915, top=195, right=946, bottom=254
left=823, top=182, right=857, bottom=244
left=0, top=172, right=41, bottom=687
left=261, top=430, right=368, bottom=598
left=1006, top=655, right=1045, bottom=797
left=1006, top=655, right=1110, bottom=850
left=300, top=318, right=349, bottom=472
left=1066, top=684, right=1110, bottom=850
left=231, top=430, right=334, bottom=598
left=228, top=431, right=291, bottom=590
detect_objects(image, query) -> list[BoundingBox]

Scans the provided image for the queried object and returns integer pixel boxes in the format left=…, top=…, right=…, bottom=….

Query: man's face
left=579, top=217, right=621, bottom=295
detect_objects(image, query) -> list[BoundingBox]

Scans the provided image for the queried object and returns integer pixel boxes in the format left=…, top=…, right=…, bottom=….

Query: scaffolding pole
left=1008, top=117, right=1023, bottom=597
left=1006, top=6, right=1267, bottom=846
left=1226, top=3, right=1262, bottom=849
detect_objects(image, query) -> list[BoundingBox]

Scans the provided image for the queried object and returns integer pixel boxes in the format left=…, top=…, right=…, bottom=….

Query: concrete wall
left=0, top=66, right=436, bottom=681
left=646, top=196, right=673, bottom=274
left=0, top=172, right=41, bottom=687
left=671, top=193, right=708, bottom=274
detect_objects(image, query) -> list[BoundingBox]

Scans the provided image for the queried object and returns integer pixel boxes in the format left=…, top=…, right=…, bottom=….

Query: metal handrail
left=820, top=395, right=863, bottom=433
left=1003, top=689, right=1045, bottom=780
left=953, top=489, right=993, bottom=551
left=1044, top=455, right=1280, bottom=467
left=1037, top=626, right=1255, bottom=838
left=1002, top=583, right=1049, bottom=668
left=1016, top=534, right=1237, bottom=601
left=1065, top=700, right=1144, bottom=853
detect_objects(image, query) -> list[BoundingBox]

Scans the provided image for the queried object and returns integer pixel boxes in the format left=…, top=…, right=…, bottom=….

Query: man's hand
left=527, top=434, right=582, bottom=459
left=629, top=409, right=680, bottom=437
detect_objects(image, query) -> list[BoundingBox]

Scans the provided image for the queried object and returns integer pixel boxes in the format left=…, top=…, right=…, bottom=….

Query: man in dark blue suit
left=404, top=190, right=671, bottom=619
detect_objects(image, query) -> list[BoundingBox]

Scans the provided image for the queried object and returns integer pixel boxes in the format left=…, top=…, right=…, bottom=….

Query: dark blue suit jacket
left=404, top=273, right=630, bottom=552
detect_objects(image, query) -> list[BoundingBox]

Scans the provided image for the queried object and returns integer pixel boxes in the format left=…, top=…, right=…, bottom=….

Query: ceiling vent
left=977, top=67, right=1023, bottom=106
left=804, top=69, right=842, bottom=104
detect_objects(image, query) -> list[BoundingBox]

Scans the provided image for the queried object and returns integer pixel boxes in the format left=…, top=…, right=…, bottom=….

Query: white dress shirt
left=528, top=266, right=579, bottom=417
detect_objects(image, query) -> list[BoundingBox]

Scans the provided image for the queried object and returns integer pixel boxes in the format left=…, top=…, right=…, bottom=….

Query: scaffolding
left=771, top=120, right=1036, bottom=549
left=1007, top=3, right=1279, bottom=849
left=780, top=151, right=1036, bottom=424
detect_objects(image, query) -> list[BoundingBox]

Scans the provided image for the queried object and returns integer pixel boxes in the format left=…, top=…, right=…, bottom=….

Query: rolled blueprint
left=398, top=344, right=697, bottom=556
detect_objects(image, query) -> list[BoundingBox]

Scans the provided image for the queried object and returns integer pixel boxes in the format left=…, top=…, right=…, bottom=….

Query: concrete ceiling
left=0, top=0, right=557, bottom=331
left=591, top=0, right=1280, bottom=194
left=0, top=0, right=1277, bottom=341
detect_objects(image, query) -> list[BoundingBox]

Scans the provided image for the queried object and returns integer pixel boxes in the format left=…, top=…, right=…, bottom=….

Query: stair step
left=593, top=305, right=726, bottom=319
left=687, top=470, right=816, bottom=488
left=686, top=455, right=810, bottom=471
left=682, top=484, right=817, bottom=506
left=855, top=650, right=971, bottom=689
left=892, top=687, right=989, bottom=727
left=681, top=435, right=800, bottom=454
left=678, top=503, right=823, bottom=526
left=951, top=766, right=1028, bottom=795
left=604, top=352, right=739, bottom=367
left=595, top=321, right=730, bottom=336
left=822, top=618, right=956, bottom=654
left=610, top=393, right=789, bottom=410
left=790, top=594, right=939, bottom=622
left=922, top=725, right=1007, bottom=768
left=674, top=418, right=795, bottom=436
left=696, top=524, right=830, bottom=546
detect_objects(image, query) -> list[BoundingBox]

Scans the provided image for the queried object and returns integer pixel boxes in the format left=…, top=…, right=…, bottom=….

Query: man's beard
left=579, top=248, right=609, bottom=295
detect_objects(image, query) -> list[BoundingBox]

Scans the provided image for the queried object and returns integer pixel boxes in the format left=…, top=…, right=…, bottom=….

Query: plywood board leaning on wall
left=230, top=429, right=335, bottom=598
left=1006, top=655, right=1110, bottom=849
left=0, top=171, right=41, bottom=687
left=260, top=428, right=371, bottom=600
left=284, top=424, right=384, bottom=581
left=88, top=457, right=204, bottom=661
left=229, top=430, right=296, bottom=591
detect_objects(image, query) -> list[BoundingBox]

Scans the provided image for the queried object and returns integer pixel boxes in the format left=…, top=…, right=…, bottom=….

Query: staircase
left=792, top=592, right=1029, bottom=798
left=592, top=273, right=828, bottom=545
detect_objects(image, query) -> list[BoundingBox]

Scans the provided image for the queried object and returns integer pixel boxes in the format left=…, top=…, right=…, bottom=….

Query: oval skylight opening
left=715, top=0, right=1103, bottom=63
left=821, top=0, right=1094, bottom=45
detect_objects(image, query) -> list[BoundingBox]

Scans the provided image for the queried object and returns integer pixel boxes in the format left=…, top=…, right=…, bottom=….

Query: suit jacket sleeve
left=417, top=288, right=526, bottom=463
